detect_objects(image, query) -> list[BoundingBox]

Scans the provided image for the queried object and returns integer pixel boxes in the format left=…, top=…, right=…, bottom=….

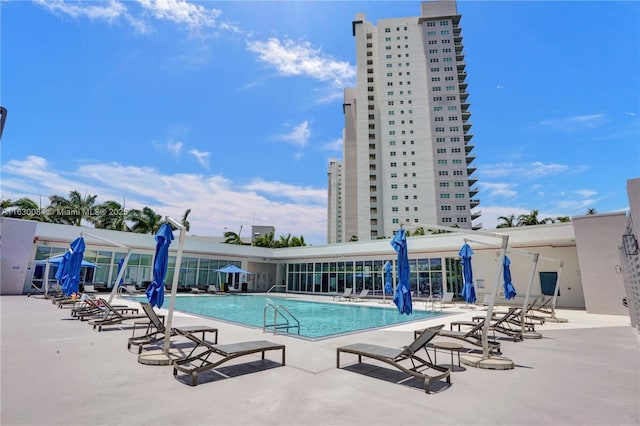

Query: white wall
left=573, top=212, right=628, bottom=315
left=1, top=218, right=37, bottom=295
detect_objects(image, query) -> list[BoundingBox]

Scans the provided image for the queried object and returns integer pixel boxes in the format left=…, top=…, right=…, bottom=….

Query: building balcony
left=459, top=82, right=468, bottom=91
left=468, top=177, right=478, bottom=186
left=460, top=102, right=470, bottom=112
left=472, top=222, right=483, bottom=231
left=458, top=71, right=467, bottom=82
left=466, top=155, right=476, bottom=164
left=461, top=111, right=471, bottom=121
left=469, top=187, right=479, bottom=197
left=471, top=210, right=481, bottom=220
left=464, top=133, right=473, bottom=142
left=467, top=166, right=477, bottom=175
left=456, top=53, right=465, bottom=61
left=457, top=62, right=466, bottom=72
left=463, top=123, right=472, bottom=132
left=454, top=35, right=463, bottom=44
left=470, top=199, right=480, bottom=208
left=465, top=143, right=475, bottom=153
left=459, top=92, right=469, bottom=102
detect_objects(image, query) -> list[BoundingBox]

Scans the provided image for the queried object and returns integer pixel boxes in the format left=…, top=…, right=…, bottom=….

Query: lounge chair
left=190, top=286, right=205, bottom=294
left=333, top=288, right=353, bottom=301
left=88, top=299, right=148, bottom=331
left=207, top=285, right=220, bottom=294
left=337, top=325, right=451, bottom=394
left=416, top=321, right=501, bottom=354
left=172, top=332, right=286, bottom=386
left=119, top=285, right=142, bottom=295
left=432, top=292, right=455, bottom=311
left=71, top=296, right=136, bottom=320
left=348, top=289, right=369, bottom=302
left=450, top=307, right=526, bottom=342
left=128, top=302, right=218, bottom=354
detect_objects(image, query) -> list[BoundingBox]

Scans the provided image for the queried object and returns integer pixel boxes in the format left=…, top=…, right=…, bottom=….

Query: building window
left=448, top=106, right=457, bottom=111
left=441, top=205, right=451, bottom=211
left=434, top=106, right=443, bottom=111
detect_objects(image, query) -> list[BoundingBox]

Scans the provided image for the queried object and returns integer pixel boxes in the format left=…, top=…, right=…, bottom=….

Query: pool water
left=131, top=294, right=444, bottom=340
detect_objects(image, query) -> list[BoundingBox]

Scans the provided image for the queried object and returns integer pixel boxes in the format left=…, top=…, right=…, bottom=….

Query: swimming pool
left=130, top=295, right=444, bottom=340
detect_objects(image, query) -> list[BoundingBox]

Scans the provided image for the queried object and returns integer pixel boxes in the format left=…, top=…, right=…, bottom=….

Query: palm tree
left=516, top=209, right=554, bottom=226
left=409, top=227, right=425, bottom=237
left=181, top=208, right=191, bottom=232
left=496, top=214, right=516, bottom=228
left=290, top=235, right=306, bottom=247
left=48, top=190, right=97, bottom=226
left=555, top=216, right=571, bottom=223
left=224, top=225, right=244, bottom=244
left=586, top=208, right=597, bottom=215
left=93, top=200, right=128, bottom=231
left=2, top=197, right=48, bottom=221
left=349, top=235, right=358, bottom=242
left=254, top=231, right=276, bottom=248
left=127, top=206, right=163, bottom=234
left=277, top=233, right=292, bottom=248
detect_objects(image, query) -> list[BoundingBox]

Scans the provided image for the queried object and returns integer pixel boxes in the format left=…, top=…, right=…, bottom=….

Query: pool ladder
left=263, top=303, right=300, bottom=335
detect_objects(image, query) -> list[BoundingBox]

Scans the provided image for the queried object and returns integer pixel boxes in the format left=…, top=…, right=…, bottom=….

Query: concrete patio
left=1, top=294, right=638, bottom=426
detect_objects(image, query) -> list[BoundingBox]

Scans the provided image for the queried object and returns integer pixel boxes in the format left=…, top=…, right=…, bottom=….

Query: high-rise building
left=328, top=1, right=480, bottom=244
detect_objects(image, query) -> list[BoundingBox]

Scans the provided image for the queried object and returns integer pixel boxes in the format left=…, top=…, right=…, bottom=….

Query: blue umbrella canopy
left=55, top=237, right=86, bottom=296
left=391, top=229, right=412, bottom=315
left=115, top=258, right=125, bottom=287
left=215, top=264, right=251, bottom=274
left=384, top=261, right=393, bottom=294
left=146, top=223, right=174, bottom=308
left=503, top=255, right=517, bottom=300
left=459, top=243, right=477, bottom=304
left=37, top=256, right=96, bottom=268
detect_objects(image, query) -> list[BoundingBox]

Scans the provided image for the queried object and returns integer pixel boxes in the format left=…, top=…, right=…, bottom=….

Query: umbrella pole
left=481, top=235, right=508, bottom=359
left=107, top=251, right=131, bottom=304
left=520, top=253, right=539, bottom=337
left=80, top=232, right=132, bottom=305
left=164, top=218, right=186, bottom=354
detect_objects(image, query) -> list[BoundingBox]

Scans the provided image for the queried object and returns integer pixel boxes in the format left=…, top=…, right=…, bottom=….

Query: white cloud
left=478, top=182, right=518, bottom=198
left=574, top=189, right=597, bottom=198
left=496, top=85, right=505, bottom=89
left=135, top=0, right=221, bottom=31
left=320, top=138, right=343, bottom=152
left=480, top=161, right=577, bottom=179
left=158, top=139, right=183, bottom=156
left=36, top=0, right=128, bottom=22
left=189, top=149, right=210, bottom=169
left=275, top=121, right=311, bottom=147
left=36, top=0, right=226, bottom=36
left=243, top=178, right=326, bottom=203
left=1, top=156, right=328, bottom=245
left=538, top=113, right=606, bottom=130
left=246, top=37, right=355, bottom=99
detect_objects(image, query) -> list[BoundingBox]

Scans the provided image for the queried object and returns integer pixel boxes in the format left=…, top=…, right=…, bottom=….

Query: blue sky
left=2, top=1, right=638, bottom=245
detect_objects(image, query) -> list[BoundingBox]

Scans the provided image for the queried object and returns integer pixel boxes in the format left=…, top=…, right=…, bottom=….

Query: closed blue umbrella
left=459, top=243, right=476, bottom=304
left=391, top=229, right=412, bottom=315
left=384, top=261, right=393, bottom=294
left=146, top=224, right=174, bottom=308
left=115, top=258, right=125, bottom=287
left=503, top=255, right=517, bottom=300
left=55, top=237, right=86, bottom=296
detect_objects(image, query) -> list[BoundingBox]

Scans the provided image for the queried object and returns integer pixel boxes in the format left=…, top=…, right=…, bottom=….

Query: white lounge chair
left=333, top=288, right=353, bottom=301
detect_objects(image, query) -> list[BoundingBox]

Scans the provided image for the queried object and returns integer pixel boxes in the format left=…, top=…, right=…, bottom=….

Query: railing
left=263, top=303, right=300, bottom=335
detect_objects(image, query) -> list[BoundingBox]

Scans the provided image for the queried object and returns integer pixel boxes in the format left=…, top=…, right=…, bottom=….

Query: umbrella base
left=522, top=331, right=543, bottom=339
left=138, top=348, right=185, bottom=366
left=460, top=353, right=514, bottom=370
